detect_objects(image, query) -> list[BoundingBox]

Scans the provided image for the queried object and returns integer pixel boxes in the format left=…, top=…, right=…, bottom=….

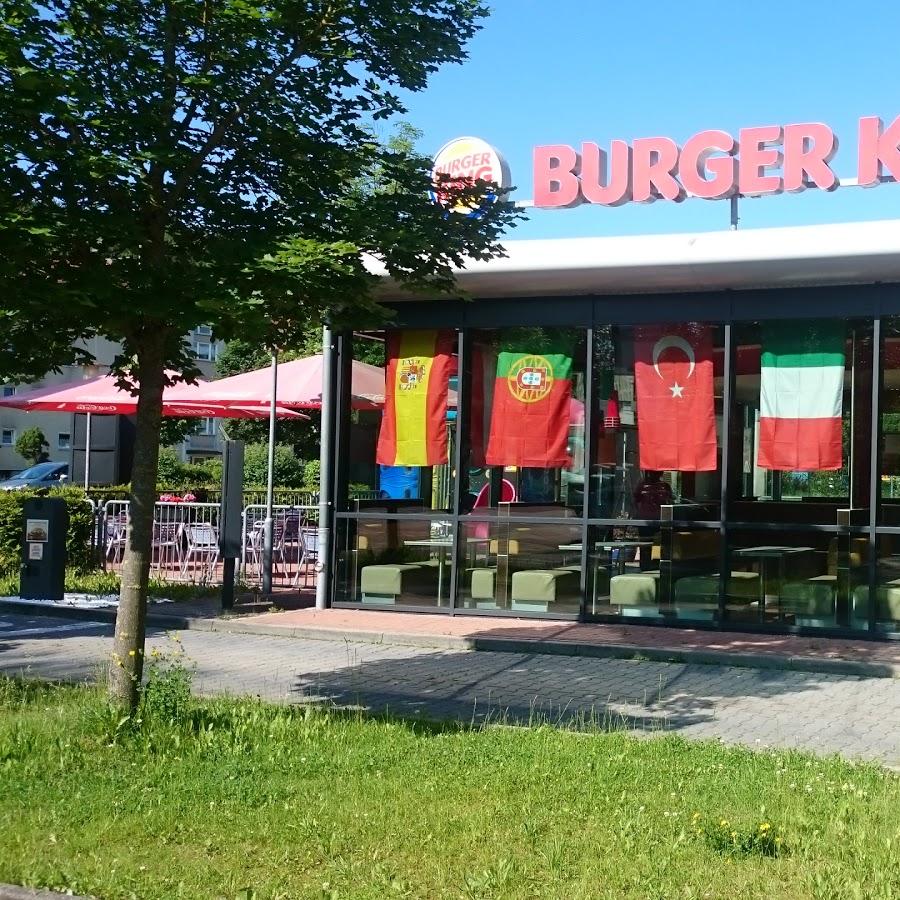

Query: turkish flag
left=634, top=324, right=718, bottom=471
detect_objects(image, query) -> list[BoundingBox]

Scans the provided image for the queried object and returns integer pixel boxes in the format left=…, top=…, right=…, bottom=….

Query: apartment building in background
left=0, top=327, right=225, bottom=482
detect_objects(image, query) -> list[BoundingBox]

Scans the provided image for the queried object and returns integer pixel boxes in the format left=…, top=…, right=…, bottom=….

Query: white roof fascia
left=368, top=219, right=900, bottom=299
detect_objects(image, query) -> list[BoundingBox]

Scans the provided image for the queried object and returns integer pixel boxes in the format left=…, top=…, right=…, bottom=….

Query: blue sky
left=399, top=1, right=900, bottom=240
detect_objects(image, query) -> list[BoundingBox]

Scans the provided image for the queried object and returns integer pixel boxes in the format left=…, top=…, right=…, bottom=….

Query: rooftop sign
left=533, top=115, right=900, bottom=208
left=430, top=136, right=511, bottom=217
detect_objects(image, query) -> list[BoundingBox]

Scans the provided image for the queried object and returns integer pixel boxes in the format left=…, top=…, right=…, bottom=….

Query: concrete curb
left=0, top=885, right=92, bottom=900
left=3, top=598, right=898, bottom=679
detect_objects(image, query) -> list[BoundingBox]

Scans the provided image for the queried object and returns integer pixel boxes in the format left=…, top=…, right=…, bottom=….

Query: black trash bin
left=20, top=497, right=68, bottom=601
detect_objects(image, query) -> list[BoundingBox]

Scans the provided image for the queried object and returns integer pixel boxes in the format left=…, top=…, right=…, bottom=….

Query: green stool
left=468, top=567, right=498, bottom=609
left=510, top=568, right=580, bottom=613
left=610, top=572, right=660, bottom=618
left=673, top=571, right=760, bottom=620
left=782, top=576, right=836, bottom=627
left=359, top=563, right=435, bottom=604
left=852, top=582, right=900, bottom=631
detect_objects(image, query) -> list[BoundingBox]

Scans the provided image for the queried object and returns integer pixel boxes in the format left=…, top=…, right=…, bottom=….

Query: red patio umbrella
left=0, top=373, right=304, bottom=487
left=164, top=354, right=385, bottom=410
left=0, top=373, right=304, bottom=419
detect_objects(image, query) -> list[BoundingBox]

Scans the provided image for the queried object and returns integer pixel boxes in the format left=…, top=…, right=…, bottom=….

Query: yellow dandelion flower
left=128, top=650, right=136, bottom=656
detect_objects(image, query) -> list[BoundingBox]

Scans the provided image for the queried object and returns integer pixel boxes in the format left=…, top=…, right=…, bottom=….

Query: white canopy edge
left=368, top=218, right=900, bottom=299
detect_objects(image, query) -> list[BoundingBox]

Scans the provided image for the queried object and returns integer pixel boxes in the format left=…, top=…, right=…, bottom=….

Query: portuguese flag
left=757, top=322, right=845, bottom=471
left=376, top=330, right=455, bottom=467
left=485, top=348, right=572, bottom=468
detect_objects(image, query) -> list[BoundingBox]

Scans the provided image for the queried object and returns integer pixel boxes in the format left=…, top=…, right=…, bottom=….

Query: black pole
left=221, top=557, right=236, bottom=611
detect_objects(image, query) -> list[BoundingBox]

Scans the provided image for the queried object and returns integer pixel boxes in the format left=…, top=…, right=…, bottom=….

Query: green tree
left=1, top=0, right=520, bottom=710
left=158, top=418, right=199, bottom=449
left=14, top=426, right=48, bottom=465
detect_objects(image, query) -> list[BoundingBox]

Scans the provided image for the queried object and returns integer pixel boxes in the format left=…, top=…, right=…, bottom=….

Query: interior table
left=559, top=540, right=655, bottom=608
left=732, top=545, right=815, bottom=620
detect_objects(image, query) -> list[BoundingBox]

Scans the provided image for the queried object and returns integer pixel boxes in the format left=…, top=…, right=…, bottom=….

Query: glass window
left=2, top=385, right=15, bottom=397
left=868, top=537, right=900, bottom=632
left=344, top=330, right=455, bottom=513
left=194, top=341, right=216, bottom=361
left=723, top=528, right=856, bottom=628
left=458, top=519, right=582, bottom=615
left=57, top=432, right=71, bottom=450
left=879, top=318, right=900, bottom=524
left=198, top=417, right=217, bottom=436
left=195, top=325, right=213, bottom=336
left=0, top=429, right=14, bottom=446
left=730, top=319, right=872, bottom=526
left=334, top=517, right=453, bottom=609
left=587, top=523, right=722, bottom=624
left=589, top=323, right=723, bottom=523
left=464, top=327, right=587, bottom=517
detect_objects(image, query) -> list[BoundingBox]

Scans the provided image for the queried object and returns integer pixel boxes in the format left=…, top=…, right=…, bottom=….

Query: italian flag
left=485, top=349, right=572, bottom=468
left=757, top=322, right=845, bottom=471
left=376, top=330, right=455, bottom=467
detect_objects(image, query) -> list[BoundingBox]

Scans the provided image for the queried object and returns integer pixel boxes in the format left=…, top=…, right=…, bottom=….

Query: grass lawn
left=0, top=568, right=223, bottom=603
left=0, top=675, right=898, bottom=900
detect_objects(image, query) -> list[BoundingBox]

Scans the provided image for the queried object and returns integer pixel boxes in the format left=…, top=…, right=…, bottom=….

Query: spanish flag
left=376, top=330, right=455, bottom=467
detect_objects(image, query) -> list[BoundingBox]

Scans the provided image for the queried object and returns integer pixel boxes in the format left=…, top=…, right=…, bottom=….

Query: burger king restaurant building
left=323, top=124, right=900, bottom=640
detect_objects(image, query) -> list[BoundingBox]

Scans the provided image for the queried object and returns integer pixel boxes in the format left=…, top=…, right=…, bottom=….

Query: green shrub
left=303, top=458, right=320, bottom=491
left=242, top=443, right=305, bottom=488
left=85, top=484, right=132, bottom=504
left=0, top=486, right=95, bottom=575
left=155, top=448, right=218, bottom=490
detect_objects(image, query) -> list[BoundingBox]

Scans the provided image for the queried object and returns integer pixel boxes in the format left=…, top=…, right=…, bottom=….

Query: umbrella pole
left=83, top=412, right=92, bottom=489
left=316, top=325, right=334, bottom=610
left=262, top=351, right=278, bottom=594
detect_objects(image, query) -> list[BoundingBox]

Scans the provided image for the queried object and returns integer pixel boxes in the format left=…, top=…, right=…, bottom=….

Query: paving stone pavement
left=1, top=612, right=898, bottom=765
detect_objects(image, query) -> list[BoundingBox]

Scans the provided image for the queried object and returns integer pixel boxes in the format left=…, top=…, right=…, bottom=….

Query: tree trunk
left=109, top=330, right=168, bottom=710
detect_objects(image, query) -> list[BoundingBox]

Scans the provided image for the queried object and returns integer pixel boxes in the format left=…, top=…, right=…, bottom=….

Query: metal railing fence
left=94, top=499, right=319, bottom=590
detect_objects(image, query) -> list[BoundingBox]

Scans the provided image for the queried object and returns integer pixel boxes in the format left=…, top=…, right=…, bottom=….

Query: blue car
left=0, top=461, right=69, bottom=491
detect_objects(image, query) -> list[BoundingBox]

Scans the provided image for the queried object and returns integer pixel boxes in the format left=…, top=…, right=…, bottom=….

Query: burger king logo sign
left=430, top=136, right=511, bottom=218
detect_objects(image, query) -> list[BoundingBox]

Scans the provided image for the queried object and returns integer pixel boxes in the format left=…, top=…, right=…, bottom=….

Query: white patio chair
left=181, top=523, right=219, bottom=580
left=281, top=511, right=303, bottom=581
left=151, top=521, right=183, bottom=572
left=298, top=525, right=320, bottom=588
left=105, top=515, right=127, bottom=564
left=245, top=520, right=265, bottom=574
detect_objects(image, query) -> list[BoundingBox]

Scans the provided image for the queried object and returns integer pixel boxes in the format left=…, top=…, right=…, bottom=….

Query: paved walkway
left=4, top=599, right=898, bottom=676
left=1, top=612, right=898, bottom=765
left=223, top=607, right=900, bottom=676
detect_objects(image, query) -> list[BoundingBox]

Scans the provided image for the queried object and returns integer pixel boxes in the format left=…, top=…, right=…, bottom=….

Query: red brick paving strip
left=244, top=608, right=900, bottom=669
